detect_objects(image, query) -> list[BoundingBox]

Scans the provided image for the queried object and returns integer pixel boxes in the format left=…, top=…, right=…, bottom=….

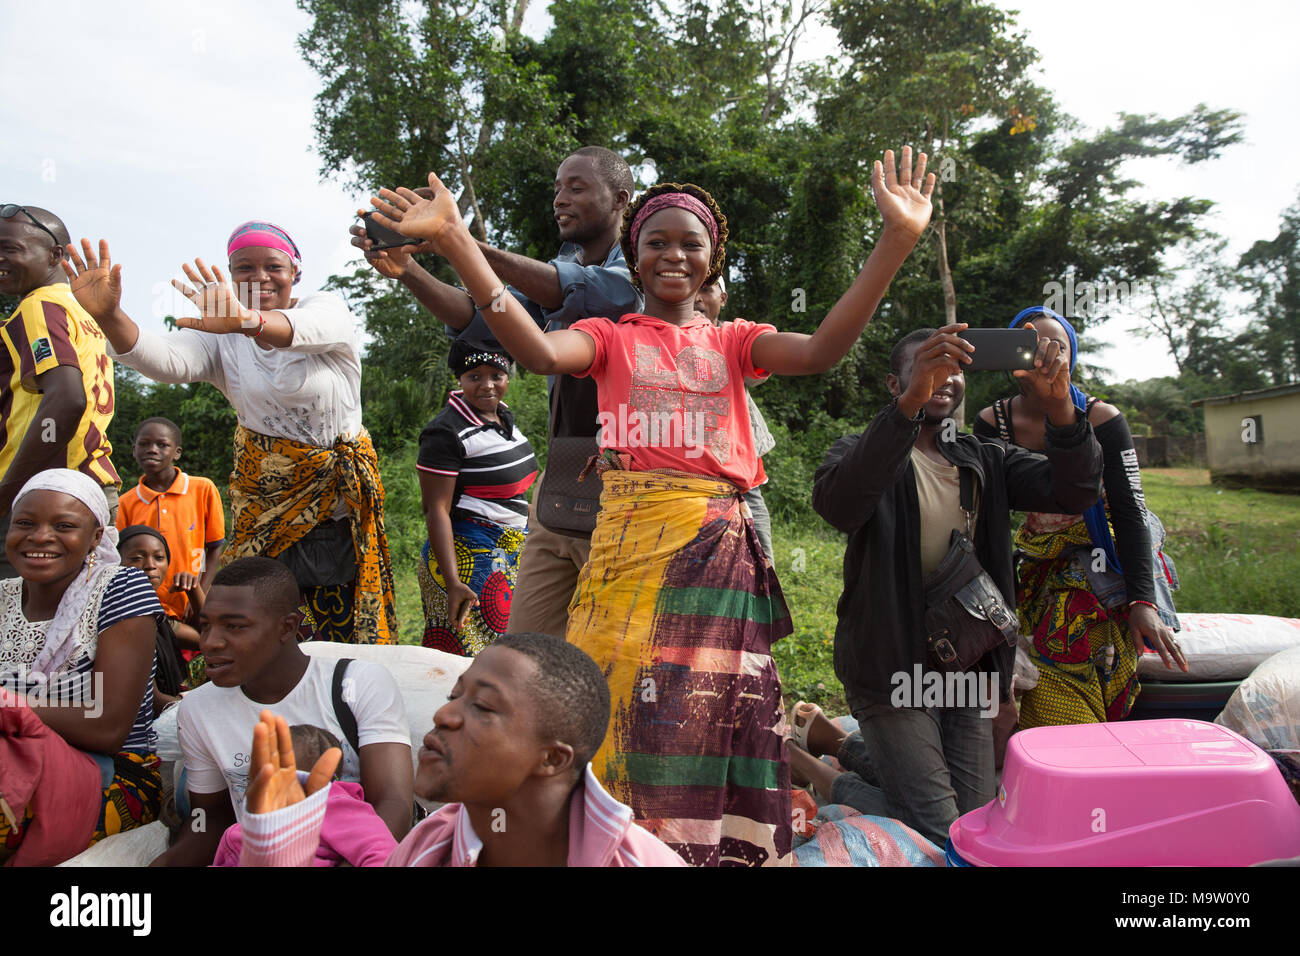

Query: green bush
left=759, top=411, right=859, bottom=525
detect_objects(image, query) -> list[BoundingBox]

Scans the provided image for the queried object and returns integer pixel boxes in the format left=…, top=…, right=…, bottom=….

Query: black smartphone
left=362, top=212, right=422, bottom=251
left=958, top=328, right=1039, bottom=372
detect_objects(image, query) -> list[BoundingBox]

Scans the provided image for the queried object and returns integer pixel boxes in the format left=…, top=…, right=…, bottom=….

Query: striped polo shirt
left=0, top=284, right=119, bottom=487
left=417, top=391, right=538, bottom=529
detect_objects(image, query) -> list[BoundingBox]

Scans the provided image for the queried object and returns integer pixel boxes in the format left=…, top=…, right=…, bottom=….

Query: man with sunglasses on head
left=0, top=205, right=119, bottom=575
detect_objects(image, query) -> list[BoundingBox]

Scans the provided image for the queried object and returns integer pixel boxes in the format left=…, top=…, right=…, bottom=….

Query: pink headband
left=227, top=220, right=303, bottom=284
left=629, top=193, right=719, bottom=257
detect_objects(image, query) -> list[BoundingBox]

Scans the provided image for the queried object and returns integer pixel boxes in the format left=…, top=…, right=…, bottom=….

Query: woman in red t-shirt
left=367, top=148, right=935, bottom=867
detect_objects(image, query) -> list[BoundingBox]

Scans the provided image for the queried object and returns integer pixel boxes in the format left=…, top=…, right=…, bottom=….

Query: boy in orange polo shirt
left=116, top=417, right=225, bottom=646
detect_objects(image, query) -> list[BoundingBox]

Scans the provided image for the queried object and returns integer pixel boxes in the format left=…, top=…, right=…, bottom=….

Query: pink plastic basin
left=949, top=719, right=1300, bottom=866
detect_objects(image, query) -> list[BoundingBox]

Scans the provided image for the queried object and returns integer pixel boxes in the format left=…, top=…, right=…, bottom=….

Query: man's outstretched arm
left=477, top=243, right=564, bottom=311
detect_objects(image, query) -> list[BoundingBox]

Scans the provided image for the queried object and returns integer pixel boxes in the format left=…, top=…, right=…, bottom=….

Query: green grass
left=1142, top=468, right=1300, bottom=617
left=767, top=468, right=1300, bottom=716
left=377, top=442, right=428, bottom=645
left=377, top=459, right=1300, bottom=714
left=768, top=525, right=848, bottom=714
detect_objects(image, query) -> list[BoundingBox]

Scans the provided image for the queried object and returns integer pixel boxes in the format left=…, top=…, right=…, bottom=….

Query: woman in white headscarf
left=0, top=469, right=164, bottom=865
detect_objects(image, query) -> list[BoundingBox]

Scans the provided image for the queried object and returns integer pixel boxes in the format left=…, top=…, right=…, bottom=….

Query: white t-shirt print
left=177, top=656, right=410, bottom=821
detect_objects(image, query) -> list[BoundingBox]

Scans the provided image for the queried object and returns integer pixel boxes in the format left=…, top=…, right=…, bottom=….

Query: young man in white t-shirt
left=152, top=557, right=413, bottom=866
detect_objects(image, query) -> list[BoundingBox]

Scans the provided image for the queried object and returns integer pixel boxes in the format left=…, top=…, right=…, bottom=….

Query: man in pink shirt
left=238, top=633, right=685, bottom=867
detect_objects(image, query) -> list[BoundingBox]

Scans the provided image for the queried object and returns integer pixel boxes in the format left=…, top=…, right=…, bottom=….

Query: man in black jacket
left=810, top=322, right=1103, bottom=845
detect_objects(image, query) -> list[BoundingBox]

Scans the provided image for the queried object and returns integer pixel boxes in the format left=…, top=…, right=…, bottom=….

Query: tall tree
left=824, top=0, right=1046, bottom=326
left=1238, top=191, right=1300, bottom=383
left=298, top=0, right=572, bottom=238
left=1131, top=235, right=1266, bottom=392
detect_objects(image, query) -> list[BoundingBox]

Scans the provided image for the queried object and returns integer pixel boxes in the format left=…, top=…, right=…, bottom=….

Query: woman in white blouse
left=63, top=224, right=396, bottom=645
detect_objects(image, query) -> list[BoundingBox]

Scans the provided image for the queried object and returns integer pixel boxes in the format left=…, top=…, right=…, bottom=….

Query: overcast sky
left=2, top=0, right=1296, bottom=385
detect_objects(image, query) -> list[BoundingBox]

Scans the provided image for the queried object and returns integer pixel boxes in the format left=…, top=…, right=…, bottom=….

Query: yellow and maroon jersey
left=0, top=283, right=119, bottom=486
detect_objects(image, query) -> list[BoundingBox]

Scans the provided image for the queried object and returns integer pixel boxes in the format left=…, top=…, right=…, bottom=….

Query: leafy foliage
left=1238, top=190, right=1300, bottom=384
left=107, top=366, right=237, bottom=490
left=289, top=0, right=1261, bottom=524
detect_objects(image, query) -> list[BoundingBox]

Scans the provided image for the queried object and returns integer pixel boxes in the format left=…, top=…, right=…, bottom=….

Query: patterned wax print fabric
left=419, top=515, right=527, bottom=657
left=0, top=751, right=162, bottom=861
left=224, top=425, right=397, bottom=644
left=566, top=467, right=794, bottom=867
left=1014, top=512, right=1141, bottom=727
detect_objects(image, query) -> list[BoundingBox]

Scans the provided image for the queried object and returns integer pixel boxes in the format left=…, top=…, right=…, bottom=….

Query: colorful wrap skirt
left=225, top=425, right=397, bottom=644
left=419, top=514, right=527, bottom=657
left=1014, top=514, right=1140, bottom=728
left=566, top=469, right=794, bottom=867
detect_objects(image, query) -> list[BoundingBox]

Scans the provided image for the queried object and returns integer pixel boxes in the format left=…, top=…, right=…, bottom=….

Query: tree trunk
left=934, top=194, right=957, bottom=326
left=932, top=116, right=963, bottom=424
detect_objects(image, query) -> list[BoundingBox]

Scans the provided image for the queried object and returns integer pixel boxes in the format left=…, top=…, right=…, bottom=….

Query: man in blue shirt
left=353, top=147, right=640, bottom=638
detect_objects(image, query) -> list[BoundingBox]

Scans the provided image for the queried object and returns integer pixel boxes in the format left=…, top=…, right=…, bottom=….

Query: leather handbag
left=921, top=472, right=1019, bottom=672
left=535, top=385, right=603, bottom=537
left=536, top=437, right=603, bottom=536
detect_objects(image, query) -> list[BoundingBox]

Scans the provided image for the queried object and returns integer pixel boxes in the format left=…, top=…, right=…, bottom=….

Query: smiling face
left=133, top=422, right=182, bottom=479
left=5, top=490, right=101, bottom=589
left=197, top=584, right=298, bottom=688
left=553, top=155, right=619, bottom=246
left=458, top=364, right=509, bottom=417
left=0, top=219, right=61, bottom=298
left=635, top=207, right=712, bottom=306
left=119, top=534, right=169, bottom=590
left=416, top=645, right=547, bottom=805
left=228, top=246, right=296, bottom=312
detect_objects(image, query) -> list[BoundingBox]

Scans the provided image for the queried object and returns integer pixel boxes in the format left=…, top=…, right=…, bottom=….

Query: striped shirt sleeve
left=98, top=566, right=164, bottom=632
left=416, top=418, right=463, bottom=477
left=238, top=775, right=330, bottom=867
left=15, top=297, right=83, bottom=388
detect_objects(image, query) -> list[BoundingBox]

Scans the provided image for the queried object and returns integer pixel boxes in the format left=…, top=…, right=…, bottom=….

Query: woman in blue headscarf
left=974, top=307, right=1187, bottom=728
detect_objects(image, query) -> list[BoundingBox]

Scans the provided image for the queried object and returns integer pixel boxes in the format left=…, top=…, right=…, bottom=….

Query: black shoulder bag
left=535, top=381, right=603, bottom=537
left=922, top=470, right=1019, bottom=672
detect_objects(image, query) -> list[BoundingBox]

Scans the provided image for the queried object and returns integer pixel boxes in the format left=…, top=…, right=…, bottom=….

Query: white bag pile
left=1138, top=613, right=1300, bottom=682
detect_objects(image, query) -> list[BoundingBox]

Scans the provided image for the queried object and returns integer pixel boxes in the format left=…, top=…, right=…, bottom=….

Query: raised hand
left=245, top=710, right=340, bottom=816
left=871, top=147, right=936, bottom=241
left=368, top=172, right=467, bottom=256
left=170, top=571, right=204, bottom=606
left=170, top=259, right=258, bottom=334
left=63, top=239, right=124, bottom=321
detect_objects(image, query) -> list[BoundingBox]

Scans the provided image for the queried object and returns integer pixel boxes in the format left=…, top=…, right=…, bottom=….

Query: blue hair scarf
left=1009, top=306, right=1121, bottom=575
